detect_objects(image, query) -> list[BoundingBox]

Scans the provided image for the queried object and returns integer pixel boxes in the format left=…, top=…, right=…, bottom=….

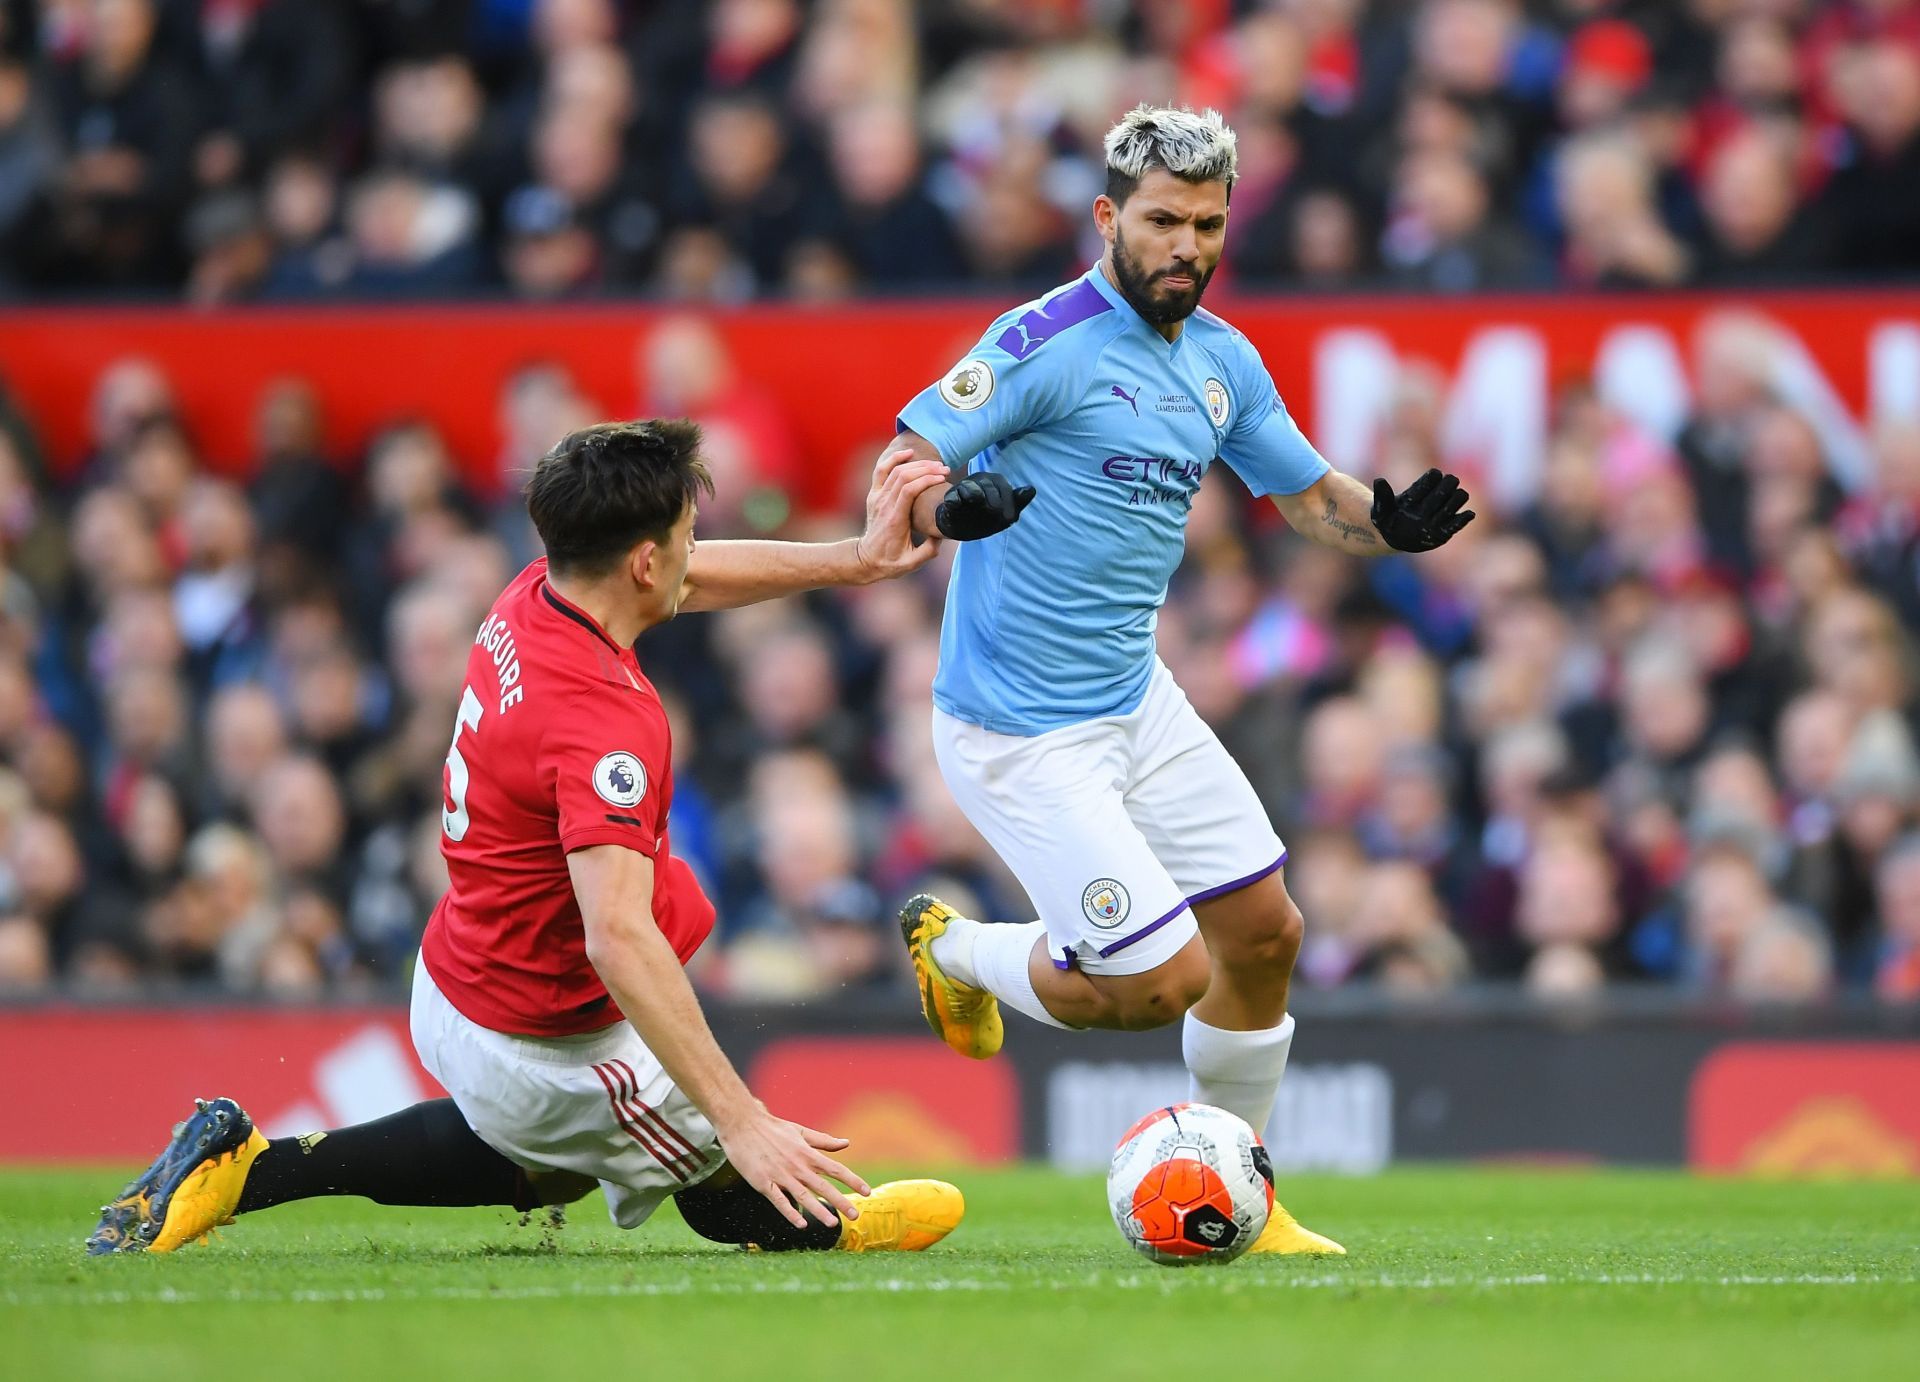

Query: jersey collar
left=539, top=578, right=626, bottom=655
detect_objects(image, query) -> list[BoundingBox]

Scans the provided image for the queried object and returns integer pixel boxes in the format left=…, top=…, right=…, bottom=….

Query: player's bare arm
left=677, top=448, right=949, bottom=612
left=1273, top=466, right=1476, bottom=556
left=568, top=842, right=871, bottom=1230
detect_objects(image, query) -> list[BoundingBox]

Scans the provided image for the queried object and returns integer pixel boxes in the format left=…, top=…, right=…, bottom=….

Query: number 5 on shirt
left=442, top=685, right=485, bottom=842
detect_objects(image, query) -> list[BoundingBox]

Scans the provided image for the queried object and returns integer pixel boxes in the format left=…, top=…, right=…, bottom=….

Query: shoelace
left=849, top=1207, right=895, bottom=1247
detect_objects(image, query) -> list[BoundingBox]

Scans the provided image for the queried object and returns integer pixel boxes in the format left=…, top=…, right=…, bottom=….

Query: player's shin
left=1180, top=1011, right=1295, bottom=1134
left=235, top=1098, right=536, bottom=1214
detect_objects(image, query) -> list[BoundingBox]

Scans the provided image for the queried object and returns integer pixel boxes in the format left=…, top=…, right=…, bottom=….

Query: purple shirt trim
left=1185, top=851, right=1288, bottom=908
left=1097, top=900, right=1194, bottom=959
left=995, top=278, right=1112, bottom=361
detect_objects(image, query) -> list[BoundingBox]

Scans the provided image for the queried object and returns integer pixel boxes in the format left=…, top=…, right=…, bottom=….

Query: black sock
left=673, top=1174, right=842, bottom=1251
left=236, top=1099, right=534, bottom=1214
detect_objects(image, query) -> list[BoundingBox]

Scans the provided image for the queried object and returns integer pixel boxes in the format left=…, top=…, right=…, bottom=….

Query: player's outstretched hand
left=1370, top=468, right=1475, bottom=552
left=935, top=470, right=1037, bottom=541
left=857, top=447, right=951, bottom=580
left=716, top=1103, right=872, bottom=1230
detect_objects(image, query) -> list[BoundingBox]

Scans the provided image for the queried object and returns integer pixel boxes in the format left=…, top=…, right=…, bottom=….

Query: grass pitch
left=4, top=1166, right=1917, bottom=1381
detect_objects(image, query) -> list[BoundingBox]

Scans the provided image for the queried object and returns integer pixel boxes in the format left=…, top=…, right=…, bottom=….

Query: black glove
left=935, top=471, right=1037, bottom=541
left=1370, top=468, right=1475, bottom=553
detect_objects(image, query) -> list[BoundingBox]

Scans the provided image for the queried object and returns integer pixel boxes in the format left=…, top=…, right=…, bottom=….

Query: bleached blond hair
left=1102, top=104, right=1239, bottom=195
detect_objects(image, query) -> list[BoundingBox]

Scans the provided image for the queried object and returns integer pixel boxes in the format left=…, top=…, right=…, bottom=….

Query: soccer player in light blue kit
left=891, top=106, right=1474, bottom=1255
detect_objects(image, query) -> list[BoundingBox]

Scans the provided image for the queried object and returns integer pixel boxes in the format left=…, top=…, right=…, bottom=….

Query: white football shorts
left=410, top=959, right=724, bottom=1228
left=932, top=658, right=1287, bottom=976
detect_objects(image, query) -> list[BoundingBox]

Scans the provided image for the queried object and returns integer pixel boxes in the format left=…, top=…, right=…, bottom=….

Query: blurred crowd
left=4, top=301, right=1920, bottom=1009
left=4, top=0, right=1920, bottom=302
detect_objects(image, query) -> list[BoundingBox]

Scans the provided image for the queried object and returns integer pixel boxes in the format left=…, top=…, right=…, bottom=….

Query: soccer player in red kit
left=89, top=419, right=1008, bottom=1256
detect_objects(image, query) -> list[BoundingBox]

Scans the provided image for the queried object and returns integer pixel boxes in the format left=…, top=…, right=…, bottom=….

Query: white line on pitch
left=4, top=1271, right=1915, bottom=1308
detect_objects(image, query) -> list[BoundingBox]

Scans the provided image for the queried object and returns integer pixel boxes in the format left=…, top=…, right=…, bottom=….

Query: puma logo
left=1111, top=384, right=1141, bottom=416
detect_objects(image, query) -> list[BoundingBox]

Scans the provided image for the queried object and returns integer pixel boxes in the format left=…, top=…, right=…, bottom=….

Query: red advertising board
left=0, top=1008, right=442, bottom=1162
left=1687, top=1042, right=1920, bottom=1176
left=3, top=290, right=1915, bottom=511
left=745, top=1036, right=1019, bottom=1166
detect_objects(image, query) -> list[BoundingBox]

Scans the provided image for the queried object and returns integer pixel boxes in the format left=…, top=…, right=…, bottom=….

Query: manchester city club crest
left=1203, top=377, right=1231, bottom=428
left=1081, top=878, right=1132, bottom=929
left=592, top=751, right=647, bottom=807
left=938, top=357, right=995, bottom=411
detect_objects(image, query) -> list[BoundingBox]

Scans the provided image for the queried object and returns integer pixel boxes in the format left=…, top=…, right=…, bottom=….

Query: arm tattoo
left=1322, top=495, right=1378, bottom=547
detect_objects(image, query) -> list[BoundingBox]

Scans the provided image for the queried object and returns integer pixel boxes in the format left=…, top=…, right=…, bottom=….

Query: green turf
left=4, top=1165, right=1918, bottom=1382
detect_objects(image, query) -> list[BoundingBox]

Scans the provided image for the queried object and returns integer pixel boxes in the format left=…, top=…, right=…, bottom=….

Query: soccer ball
left=1107, top=1102, right=1273, bottom=1265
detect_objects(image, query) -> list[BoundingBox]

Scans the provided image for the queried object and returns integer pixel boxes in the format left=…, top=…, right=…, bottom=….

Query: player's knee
left=1224, top=897, right=1305, bottom=975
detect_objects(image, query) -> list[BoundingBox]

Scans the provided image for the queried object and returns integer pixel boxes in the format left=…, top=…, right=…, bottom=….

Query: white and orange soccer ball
left=1107, top=1102, right=1274, bottom=1265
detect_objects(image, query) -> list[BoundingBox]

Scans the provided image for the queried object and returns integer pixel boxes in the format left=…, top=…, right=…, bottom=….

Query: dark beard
left=1111, top=225, right=1214, bottom=325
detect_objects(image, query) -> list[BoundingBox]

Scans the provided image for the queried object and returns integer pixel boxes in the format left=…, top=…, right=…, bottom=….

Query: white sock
left=927, top=915, right=983, bottom=986
left=1182, top=1012, right=1295, bottom=1136
left=968, top=920, right=1073, bottom=1029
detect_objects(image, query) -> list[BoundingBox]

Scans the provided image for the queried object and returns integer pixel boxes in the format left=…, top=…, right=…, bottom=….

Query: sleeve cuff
left=1263, top=457, right=1331, bottom=499
left=896, top=398, right=960, bottom=459
left=560, top=826, right=661, bottom=856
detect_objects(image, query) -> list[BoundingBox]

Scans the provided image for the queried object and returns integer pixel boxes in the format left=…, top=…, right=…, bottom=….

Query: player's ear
left=629, top=538, right=662, bottom=592
left=1093, top=193, right=1118, bottom=244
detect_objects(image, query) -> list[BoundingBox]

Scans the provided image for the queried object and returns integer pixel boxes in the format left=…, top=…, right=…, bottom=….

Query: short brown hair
left=526, top=419, right=713, bottom=576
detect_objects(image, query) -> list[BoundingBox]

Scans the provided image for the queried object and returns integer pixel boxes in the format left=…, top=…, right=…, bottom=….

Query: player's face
left=1099, top=171, right=1229, bottom=326
left=654, top=501, right=697, bottom=619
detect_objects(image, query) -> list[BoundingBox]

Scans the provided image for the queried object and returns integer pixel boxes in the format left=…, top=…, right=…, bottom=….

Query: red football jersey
left=420, top=558, right=716, bottom=1037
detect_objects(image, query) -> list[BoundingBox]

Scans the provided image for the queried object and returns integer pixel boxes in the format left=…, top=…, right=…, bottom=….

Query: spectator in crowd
left=723, top=748, right=896, bottom=999
left=0, top=53, right=57, bottom=285
left=1514, top=826, right=1630, bottom=993
left=1820, top=39, right=1920, bottom=273
left=201, top=683, right=286, bottom=822
left=1695, top=125, right=1829, bottom=284
left=247, top=379, right=349, bottom=585
left=190, top=0, right=353, bottom=190
left=1555, top=131, right=1690, bottom=287
left=1873, top=833, right=1920, bottom=1001
left=40, top=0, right=200, bottom=288
left=822, top=99, right=963, bottom=285
left=496, top=184, right=597, bottom=299
left=1281, top=188, right=1374, bottom=289
left=258, top=152, right=350, bottom=297
left=1354, top=860, right=1470, bottom=994
left=338, top=167, right=483, bottom=297
left=672, top=92, right=820, bottom=291
left=1382, top=148, right=1544, bottom=291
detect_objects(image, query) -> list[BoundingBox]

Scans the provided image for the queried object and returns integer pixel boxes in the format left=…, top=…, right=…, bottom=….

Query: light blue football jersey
left=897, top=262, right=1331, bottom=735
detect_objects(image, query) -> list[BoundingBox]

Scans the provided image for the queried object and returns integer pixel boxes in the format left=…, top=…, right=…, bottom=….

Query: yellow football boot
left=899, top=894, right=1003, bottom=1060
left=835, top=1179, right=965, bottom=1252
left=1245, top=1201, right=1346, bottom=1256
left=86, top=1097, right=269, bottom=1255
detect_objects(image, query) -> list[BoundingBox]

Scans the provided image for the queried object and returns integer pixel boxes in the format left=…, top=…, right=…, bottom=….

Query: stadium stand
left=0, top=0, right=1918, bottom=1009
